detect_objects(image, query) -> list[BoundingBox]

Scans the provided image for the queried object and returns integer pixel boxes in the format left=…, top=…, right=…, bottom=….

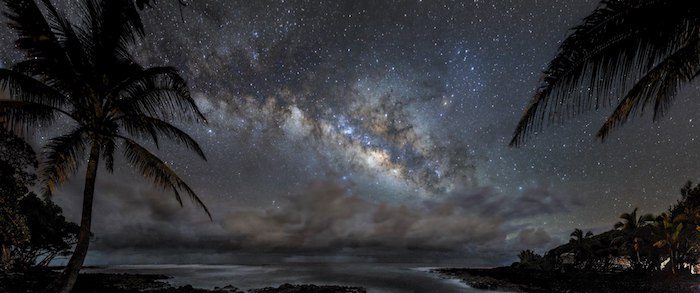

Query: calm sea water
left=84, top=263, right=492, bottom=292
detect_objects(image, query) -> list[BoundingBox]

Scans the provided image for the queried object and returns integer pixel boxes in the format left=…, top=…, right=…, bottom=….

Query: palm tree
left=613, top=208, right=655, bottom=268
left=654, top=213, right=688, bottom=274
left=570, top=228, right=594, bottom=242
left=569, top=228, right=594, bottom=268
left=0, top=1, right=211, bottom=292
left=510, top=1, right=700, bottom=146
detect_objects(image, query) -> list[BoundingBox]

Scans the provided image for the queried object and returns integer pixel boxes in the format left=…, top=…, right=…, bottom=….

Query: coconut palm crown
left=511, top=0, right=700, bottom=146
left=0, top=0, right=210, bottom=292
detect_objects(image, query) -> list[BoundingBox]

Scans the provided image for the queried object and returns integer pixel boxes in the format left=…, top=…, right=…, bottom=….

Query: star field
left=2, top=0, right=700, bottom=263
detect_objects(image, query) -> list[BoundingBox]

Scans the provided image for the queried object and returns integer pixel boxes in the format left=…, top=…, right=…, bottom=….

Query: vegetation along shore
left=435, top=181, right=700, bottom=292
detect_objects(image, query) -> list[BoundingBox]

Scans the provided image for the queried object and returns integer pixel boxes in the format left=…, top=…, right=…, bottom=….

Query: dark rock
left=433, top=267, right=700, bottom=293
left=250, top=283, right=366, bottom=293
left=0, top=270, right=365, bottom=293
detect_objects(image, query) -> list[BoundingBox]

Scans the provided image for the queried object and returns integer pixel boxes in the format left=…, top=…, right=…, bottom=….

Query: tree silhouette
left=569, top=228, right=594, bottom=268
left=0, top=128, right=35, bottom=271
left=0, top=129, right=79, bottom=272
left=518, top=249, right=542, bottom=264
left=613, top=208, right=655, bottom=269
left=0, top=1, right=210, bottom=292
left=511, top=1, right=700, bottom=146
left=515, top=182, right=700, bottom=275
left=653, top=213, right=687, bottom=274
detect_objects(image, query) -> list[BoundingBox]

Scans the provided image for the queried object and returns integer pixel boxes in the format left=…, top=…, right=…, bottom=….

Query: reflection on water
left=85, top=263, right=487, bottom=292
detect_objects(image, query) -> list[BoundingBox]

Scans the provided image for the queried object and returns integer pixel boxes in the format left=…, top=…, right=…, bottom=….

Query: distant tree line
left=515, top=182, right=700, bottom=276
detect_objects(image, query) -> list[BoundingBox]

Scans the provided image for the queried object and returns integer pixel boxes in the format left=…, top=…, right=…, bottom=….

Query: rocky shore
left=0, top=270, right=366, bottom=293
left=433, top=267, right=700, bottom=293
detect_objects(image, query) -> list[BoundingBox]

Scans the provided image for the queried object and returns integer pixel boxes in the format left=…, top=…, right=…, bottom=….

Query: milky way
left=2, top=0, right=700, bottom=265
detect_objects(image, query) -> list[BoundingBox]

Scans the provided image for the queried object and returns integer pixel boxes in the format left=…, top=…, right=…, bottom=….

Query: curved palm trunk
left=57, top=143, right=100, bottom=293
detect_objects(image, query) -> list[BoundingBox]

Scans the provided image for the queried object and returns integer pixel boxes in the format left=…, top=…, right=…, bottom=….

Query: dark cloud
left=223, top=183, right=504, bottom=251
left=514, top=227, right=555, bottom=249
left=433, top=185, right=583, bottom=220
left=51, top=178, right=572, bottom=261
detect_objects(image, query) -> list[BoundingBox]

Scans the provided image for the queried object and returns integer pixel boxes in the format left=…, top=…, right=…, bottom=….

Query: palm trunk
left=667, top=247, right=676, bottom=275
left=56, top=143, right=100, bottom=293
left=1, top=244, right=10, bottom=271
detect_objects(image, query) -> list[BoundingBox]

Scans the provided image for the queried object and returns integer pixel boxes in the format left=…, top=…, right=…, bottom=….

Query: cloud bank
left=223, top=183, right=503, bottom=251
left=50, top=178, right=580, bottom=265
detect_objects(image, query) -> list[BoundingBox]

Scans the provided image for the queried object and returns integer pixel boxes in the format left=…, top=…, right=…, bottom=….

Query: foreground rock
left=0, top=270, right=365, bottom=293
left=434, top=267, right=700, bottom=293
left=250, top=284, right=365, bottom=293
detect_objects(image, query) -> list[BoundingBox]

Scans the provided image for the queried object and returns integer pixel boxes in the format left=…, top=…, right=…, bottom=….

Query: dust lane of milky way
left=1, top=0, right=698, bottom=264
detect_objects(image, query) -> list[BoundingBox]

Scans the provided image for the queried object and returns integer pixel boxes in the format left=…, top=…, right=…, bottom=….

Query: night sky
left=2, top=0, right=700, bottom=266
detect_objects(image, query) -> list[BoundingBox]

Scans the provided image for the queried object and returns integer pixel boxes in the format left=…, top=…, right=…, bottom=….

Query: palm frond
left=44, top=12, right=89, bottom=73
left=571, top=228, right=583, bottom=238
left=40, top=127, right=88, bottom=195
left=510, top=0, right=700, bottom=146
left=13, top=67, right=81, bottom=112
left=1, top=0, right=75, bottom=71
left=79, top=0, right=144, bottom=67
left=100, top=0, right=144, bottom=47
left=111, top=67, right=206, bottom=122
left=639, top=213, right=656, bottom=224
left=38, top=0, right=75, bottom=42
left=0, top=69, right=71, bottom=108
left=22, top=0, right=88, bottom=95
left=597, top=39, right=700, bottom=139
left=620, top=208, right=636, bottom=220
left=120, top=136, right=211, bottom=219
left=0, top=100, right=70, bottom=133
left=118, top=115, right=207, bottom=160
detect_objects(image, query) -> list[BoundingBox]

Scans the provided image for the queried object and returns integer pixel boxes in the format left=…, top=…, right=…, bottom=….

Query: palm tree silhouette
left=511, top=1, right=700, bottom=146
left=653, top=212, right=688, bottom=274
left=0, top=1, right=210, bottom=292
left=569, top=228, right=594, bottom=268
left=613, top=208, right=655, bottom=269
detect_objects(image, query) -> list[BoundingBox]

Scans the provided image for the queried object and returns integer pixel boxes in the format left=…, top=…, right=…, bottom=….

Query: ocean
left=84, top=263, right=491, bottom=292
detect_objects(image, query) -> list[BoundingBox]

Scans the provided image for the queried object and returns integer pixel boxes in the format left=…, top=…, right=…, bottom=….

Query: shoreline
left=433, top=267, right=700, bottom=292
left=14, top=265, right=700, bottom=292
left=0, top=269, right=367, bottom=293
